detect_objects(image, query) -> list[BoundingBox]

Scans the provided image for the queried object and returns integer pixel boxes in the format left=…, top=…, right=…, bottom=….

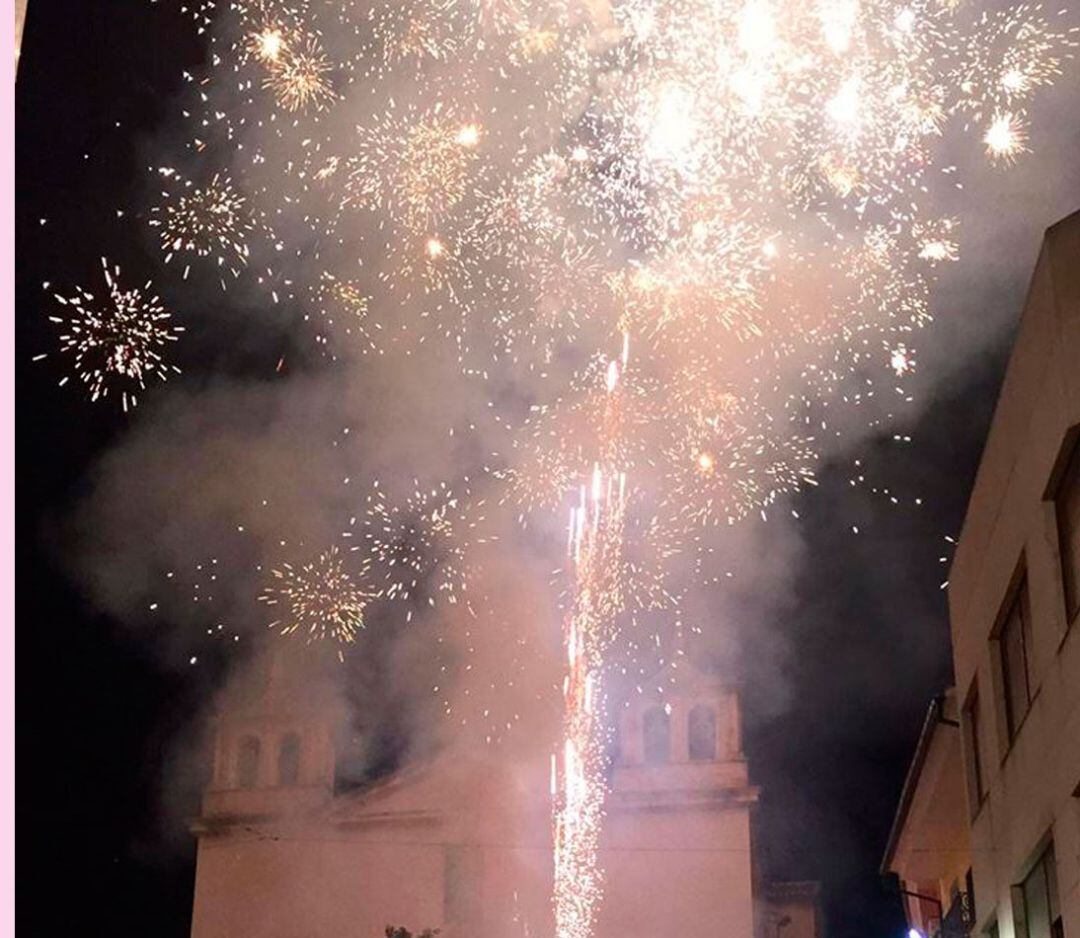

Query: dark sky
left=16, top=2, right=1079, bottom=937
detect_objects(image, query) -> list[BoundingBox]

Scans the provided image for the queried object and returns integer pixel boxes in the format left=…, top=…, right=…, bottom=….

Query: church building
left=189, top=651, right=821, bottom=938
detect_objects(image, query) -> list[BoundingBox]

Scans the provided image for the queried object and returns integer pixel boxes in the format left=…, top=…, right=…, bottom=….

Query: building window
left=963, top=685, right=986, bottom=809
left=608, top=716, right=622, bottom=766
left=999, top=577, right=1034, bottom=742
left=643, top=706, right=670, bottom=764
left=688, top=705, right=717, bottom=761
left=278, top=733, right=301, bottom=786
left=237, top=735, right=260, bottom=789
left=1019, top=843, right=1062, bottom=938
left=1054, top=434, right=1080, bottom=625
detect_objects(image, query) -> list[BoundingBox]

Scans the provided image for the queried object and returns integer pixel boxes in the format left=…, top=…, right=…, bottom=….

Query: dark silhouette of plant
left=385, top=925, right=439, bottom=938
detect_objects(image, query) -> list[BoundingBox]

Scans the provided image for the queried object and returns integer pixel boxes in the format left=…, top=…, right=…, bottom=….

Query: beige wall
left=947, top=212, right=1080, bottom=937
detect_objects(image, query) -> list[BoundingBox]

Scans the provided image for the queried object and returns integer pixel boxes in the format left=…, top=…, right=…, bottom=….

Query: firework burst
left=263, top=36, right=336, bottom=112
left=352, top=481, right=488, bottom=611
left=150, top=173, right=256, bottom=273
left=43, top=258, right=183, bottom=412
left=308, top=271, right=379, bottom=356
left=260, top=545, right=377, bottom=645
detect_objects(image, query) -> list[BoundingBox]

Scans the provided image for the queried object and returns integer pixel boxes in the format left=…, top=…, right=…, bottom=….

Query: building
left=883, top=210, right=1080, bottom=938
left=880, top=691, right=973, bottom=936
left=16, top=0, right=27, bottom=68
left=189, top=651, right=822, bottom=938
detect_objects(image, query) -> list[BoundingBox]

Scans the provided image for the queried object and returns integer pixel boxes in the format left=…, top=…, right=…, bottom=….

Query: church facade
left=189, top=654, right=820, bottom=938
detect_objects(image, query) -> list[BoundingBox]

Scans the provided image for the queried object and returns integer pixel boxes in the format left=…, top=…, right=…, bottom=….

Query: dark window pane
left=1000, top=581, right=1032, bottom=739
left=688, top=705, right=717, bottom=761
left=1022, top=845, right=1060, bottom=938
left=1045, top=844, right=1060, bottom=925
left=643, top=707, right=670, bottom=764
left=237, top=735, right=260, bottom=789
left=278, top=733, right=301, bottom=786
left=608, top=716, right=622, bottom=766
left=964, top=688, right=985, bottom=805
left=1057, top=436, right=1080, bottom=623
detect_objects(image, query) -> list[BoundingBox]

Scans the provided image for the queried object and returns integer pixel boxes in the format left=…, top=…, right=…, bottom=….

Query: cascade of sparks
left=553, top=337, right=631, bottom=938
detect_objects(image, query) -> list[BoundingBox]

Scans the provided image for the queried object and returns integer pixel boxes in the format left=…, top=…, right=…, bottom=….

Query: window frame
left=642, top=705, right=671, bottom=765
left=993, top=567, right=1035, bottom=750
left=236, top=734, right=261, bottom=789
left=277, top=732, right=301, bottom=787
left=1016, top=841, right=1062, bottom=938
left=963, top=680, right=987, bottom=815
left=687, top=704, right=718, bottom=761
left=1045, top=426, right=1080, bottom=631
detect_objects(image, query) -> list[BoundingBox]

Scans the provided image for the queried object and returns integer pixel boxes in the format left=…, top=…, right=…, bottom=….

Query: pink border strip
left=6, top=0, right=16, bottom=930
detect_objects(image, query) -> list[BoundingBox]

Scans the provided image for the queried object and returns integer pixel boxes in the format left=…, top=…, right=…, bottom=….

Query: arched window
left=607, top=717, right=622, bottom=767
left=278, top=733, right=301, bottom=786
left=688, top=705, right=718, bottom=761
left=643, top=706, right=670, bottom=765
left=237, top=735, right=260, bottom=789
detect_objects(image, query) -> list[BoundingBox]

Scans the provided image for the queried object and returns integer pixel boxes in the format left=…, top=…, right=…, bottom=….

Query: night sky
left=16, top=2, right=1080, bottom=937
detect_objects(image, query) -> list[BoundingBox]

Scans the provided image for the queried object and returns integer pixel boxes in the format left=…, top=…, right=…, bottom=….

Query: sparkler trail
left=554, top=402, right=629, bottom=938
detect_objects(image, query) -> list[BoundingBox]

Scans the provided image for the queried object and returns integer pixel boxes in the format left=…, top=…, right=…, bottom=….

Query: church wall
left=191, top=834, right=446, bottom=938
left=599, top=805, right=756, bottom=938
left=191, top=668, right=763, bottom=938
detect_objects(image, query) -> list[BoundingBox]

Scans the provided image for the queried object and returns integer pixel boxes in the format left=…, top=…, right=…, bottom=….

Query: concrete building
left=189, top=651, right=821, bottom=938
left=884, top=210, right=1080, bottom=938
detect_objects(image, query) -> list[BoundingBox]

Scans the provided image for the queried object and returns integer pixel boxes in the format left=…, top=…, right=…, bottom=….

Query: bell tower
left=610, top=660, right=750, bottom=798
left=597, top=662, right=760, bottom=938
left=199, top=645, right=342, bottom=823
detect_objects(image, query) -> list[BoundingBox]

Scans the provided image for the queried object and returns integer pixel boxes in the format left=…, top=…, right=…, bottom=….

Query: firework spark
left=44, top=258, right=183, bottom=411
left=263, top=37, right=336, bottom=112
left=260, top=545, right=377, bottom=645
left=150, top=173, right=255, bottom=272
left=353, top=481, right=488, bottom=611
